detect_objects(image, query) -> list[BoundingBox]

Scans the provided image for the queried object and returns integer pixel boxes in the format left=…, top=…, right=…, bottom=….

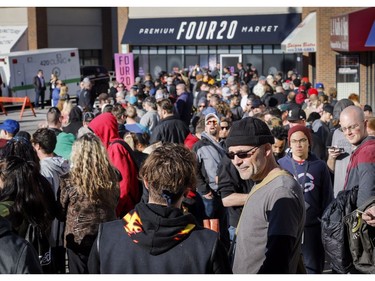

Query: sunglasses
left=227, top=146, right=259, bottom=160
left=220, top=126, right=229, bottom=130
left=206, top=120, right=218, bottom=125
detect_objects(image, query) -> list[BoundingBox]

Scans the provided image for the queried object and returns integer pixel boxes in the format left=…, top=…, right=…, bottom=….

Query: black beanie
left=226, top=117, right=275, bottom=148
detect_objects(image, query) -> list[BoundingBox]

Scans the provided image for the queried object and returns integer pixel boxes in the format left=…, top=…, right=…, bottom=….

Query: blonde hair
left=70, top=133, right=119, bottom=202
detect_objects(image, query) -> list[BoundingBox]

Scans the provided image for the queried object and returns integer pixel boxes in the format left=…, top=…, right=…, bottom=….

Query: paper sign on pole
left=114, top=53, right=134, bottom=91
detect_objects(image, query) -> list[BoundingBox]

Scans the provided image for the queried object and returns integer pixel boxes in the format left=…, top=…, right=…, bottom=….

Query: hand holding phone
left=327, top=146, right=344, bottom=153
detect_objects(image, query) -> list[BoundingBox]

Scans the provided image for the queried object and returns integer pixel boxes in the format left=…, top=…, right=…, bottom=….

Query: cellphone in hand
left=327, top=146, right=344, bottom=153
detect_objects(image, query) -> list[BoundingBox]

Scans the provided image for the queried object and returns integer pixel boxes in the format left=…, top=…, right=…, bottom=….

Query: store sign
left=0, top=26, right=27, bottom=54
left=122, top=14, right=301, bottom=45
left=114, top=53, right=134, bottom=90
left=330, top=15, right=349, bottom=51
left=330, top=8, right=375, bottom=52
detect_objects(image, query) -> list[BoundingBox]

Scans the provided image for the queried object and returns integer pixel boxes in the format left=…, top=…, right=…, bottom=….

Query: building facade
left=0, top=7, right=374, bottom=107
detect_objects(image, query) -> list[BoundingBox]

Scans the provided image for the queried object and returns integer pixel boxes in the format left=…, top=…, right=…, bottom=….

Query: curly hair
left=139, top=143, right=197, bottom=205
left=69, top=133, right=119, bottom=203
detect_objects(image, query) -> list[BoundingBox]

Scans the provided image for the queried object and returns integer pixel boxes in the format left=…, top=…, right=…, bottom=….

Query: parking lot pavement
left=0, top=106, right=50, bottom=135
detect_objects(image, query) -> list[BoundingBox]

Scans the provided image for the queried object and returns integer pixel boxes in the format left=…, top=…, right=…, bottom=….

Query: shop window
left=167, top=46, right=175, bottom=54
left=230, top=45, right=241, bottom=54
left=167, top=55, right=183, bottom=73
left=209, top=45, right=217, bottom=54
left=150, top=55, right=167, bottom=78
left=273, top=45, right=283, bottom=54
left=263, top=45, right=273, bottom=54
left=197, top=46, right=208, bottom=54
left=149, top=47, right=157, bottom=54
left=218, top=45, right=229, bottom=54
left=132, top=46, right=140, bottom=54
left=185, top=46, right=196, bottom=54
left=252, top=45, right=262, bottom=54
left=176, top=46, right=184, bottom=54
left=243, top=45, right=252, bottom=54
left=158, top=46, right=167, bottom=54
left=263, top=54, right=284, bottom=76
left=336, top=54, right=360, bottom=100
left=140, top=47, right=149, bottom=54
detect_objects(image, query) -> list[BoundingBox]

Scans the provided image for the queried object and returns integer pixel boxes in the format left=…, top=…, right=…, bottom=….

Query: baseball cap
left=287, top=107, right=306, bottom=122
left=0, top=119, right=20, bottom=135
left=315, top=82, right=324, bottom=89
left=205, top=113, right=220, bottom=125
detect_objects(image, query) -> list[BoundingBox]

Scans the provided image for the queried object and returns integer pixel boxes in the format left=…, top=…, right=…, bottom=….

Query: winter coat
left=149, top=115, right=190, bottom=145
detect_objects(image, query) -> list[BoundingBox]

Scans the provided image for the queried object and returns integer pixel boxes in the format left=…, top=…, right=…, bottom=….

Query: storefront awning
left=365, top=21, right=375, bottom=47
left=121, top=13, right=301, bottom=45
left=281, top=12, right=316, bottom=53
left=0, top=26, right=28, bottom=54
left=330, top=7, right=375, bottom=52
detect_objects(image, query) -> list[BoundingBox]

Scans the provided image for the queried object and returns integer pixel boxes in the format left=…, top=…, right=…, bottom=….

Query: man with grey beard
left=192, top=113, right=230, bottom=250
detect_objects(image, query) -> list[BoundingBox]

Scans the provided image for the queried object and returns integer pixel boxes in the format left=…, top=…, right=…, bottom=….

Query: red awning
left=330, top=7, right=375, bottom=52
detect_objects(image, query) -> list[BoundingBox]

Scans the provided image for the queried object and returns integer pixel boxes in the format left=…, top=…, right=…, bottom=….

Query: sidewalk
left=0, top=106, right=50, bottom=135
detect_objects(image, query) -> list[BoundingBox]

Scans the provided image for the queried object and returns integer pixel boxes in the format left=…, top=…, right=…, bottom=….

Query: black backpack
left=321, top=186, right=358, bottom=273
left=344, top=197, right=375, bottom=273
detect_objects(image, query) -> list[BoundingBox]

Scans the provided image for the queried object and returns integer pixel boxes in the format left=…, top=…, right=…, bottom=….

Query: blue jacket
left=278, top=152, right=334, bottom=226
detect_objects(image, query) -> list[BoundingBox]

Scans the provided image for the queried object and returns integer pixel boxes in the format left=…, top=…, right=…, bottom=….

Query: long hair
left=0, top=156, right=55, bottom=231
left=69, top=133, right=119, bottom=203
left=0, top=136, right=40, bottom=171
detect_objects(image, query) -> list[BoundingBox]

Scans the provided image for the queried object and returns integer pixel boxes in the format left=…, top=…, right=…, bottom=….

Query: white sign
left=0, top=26, right=28, bottom=54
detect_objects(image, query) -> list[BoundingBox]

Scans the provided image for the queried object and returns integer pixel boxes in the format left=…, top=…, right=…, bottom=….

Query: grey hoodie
left=40, top=156, right=70, bottom=247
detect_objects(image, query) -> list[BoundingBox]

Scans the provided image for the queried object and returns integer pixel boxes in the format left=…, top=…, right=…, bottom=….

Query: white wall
left=0, top=8, right=28, bottom=25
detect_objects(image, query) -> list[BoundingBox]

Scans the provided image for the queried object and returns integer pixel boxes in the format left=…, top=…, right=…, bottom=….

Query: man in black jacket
left=149, top=98, right=189, bottom=144
left=88, top=143, right=231, bottom=274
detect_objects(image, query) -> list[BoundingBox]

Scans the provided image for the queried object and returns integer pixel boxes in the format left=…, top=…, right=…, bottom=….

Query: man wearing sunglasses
left=193, top=113, right=230, bottom=249
left=226, top=117, right=305, bottom=273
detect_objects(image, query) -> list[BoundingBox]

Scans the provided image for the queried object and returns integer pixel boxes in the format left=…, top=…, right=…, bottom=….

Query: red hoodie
left=89, top=112, right=140, bottom=217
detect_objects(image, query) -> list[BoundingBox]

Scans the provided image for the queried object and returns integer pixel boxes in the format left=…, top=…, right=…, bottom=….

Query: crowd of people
left=0, top=62, right=375, bottom=274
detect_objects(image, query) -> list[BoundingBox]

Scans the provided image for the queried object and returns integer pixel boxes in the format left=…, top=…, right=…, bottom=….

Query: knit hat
left=288, top=125, right=312, bottom=146
left=54, top=132, right=76, bottom=160
left=226, top=117, right=274, bottom=147
left=295, top=93, right=306, bottom=105
left=308, top=88, right=318, bottom=96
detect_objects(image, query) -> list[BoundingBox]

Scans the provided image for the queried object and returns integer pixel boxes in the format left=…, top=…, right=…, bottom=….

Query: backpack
left=344, top=197, right=375, bottom=273
left=25, top=223, right=53, bottom=273
left=321, top=186, right=358, bottom=273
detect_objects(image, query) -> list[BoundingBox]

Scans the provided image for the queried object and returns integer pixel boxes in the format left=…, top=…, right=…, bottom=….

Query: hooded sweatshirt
left=40, top=156, right=70, bottom=247
left=278, top=152, right=334, bottom=226
left=89, top=112, right=140, bottom=217
left=87, top=202, right=232, bottom=274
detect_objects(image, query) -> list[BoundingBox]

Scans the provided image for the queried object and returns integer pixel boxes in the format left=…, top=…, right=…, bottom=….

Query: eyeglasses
left=199, top=105, right=206, bottom=108
left=206, top=120, right=218, bottom=126
left=227, top=146, right=259, bottom=160
left=339, top=123, right=361, bottom=133
left=290, top=138, right=308, bottom=145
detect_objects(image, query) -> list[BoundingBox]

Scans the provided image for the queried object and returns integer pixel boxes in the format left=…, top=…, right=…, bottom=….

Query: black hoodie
left=88, top=202, right=232, bottom=274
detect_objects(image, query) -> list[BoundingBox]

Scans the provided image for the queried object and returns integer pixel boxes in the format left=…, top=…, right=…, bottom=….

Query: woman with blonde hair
left=61, top=99, right=74, bottom=126
left=57, top=133, right=120, bottom=273
left=57, top=85, right=69, bottom=111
